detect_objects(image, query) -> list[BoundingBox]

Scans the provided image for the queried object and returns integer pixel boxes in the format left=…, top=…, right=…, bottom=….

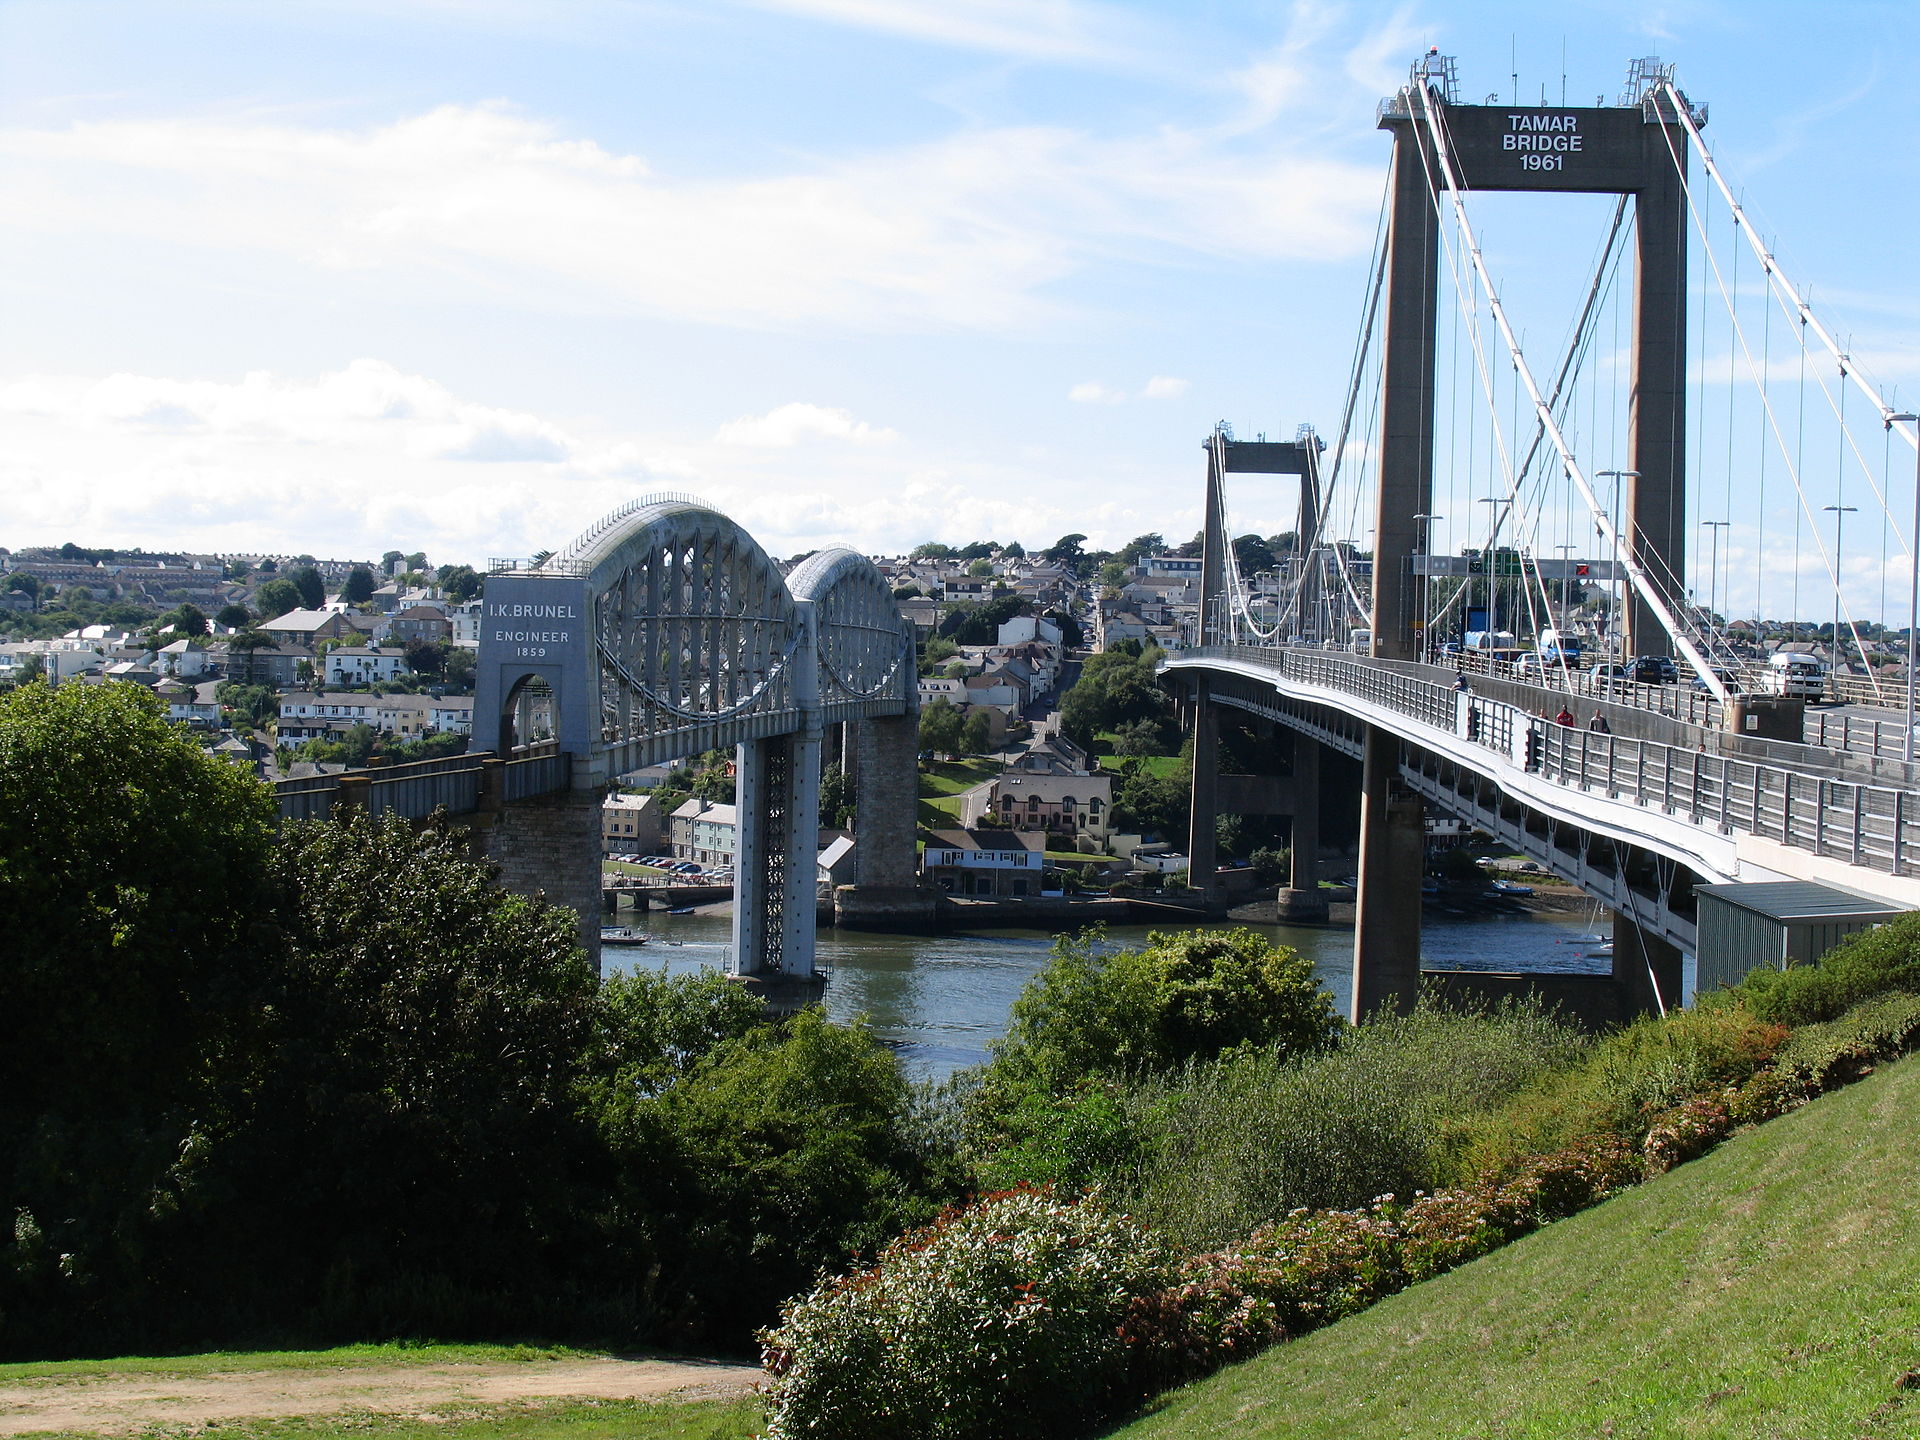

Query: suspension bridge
left=1170, top=52, right=1920, bottom=1023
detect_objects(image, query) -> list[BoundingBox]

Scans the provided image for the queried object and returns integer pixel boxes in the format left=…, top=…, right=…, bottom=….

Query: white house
left=325, top=646, right=409, bottom=687
left=997, top=615, right=1063, bottom=648
left=155, top=638, right=213, bottom=678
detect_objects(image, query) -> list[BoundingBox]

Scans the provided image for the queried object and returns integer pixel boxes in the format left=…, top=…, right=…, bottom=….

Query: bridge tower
left=1354, top=52, right=1702, bottom=1016
left=474, top=500, right=918, bottom=977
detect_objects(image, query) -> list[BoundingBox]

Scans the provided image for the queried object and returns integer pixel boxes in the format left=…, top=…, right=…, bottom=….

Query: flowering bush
left=760, top=1188, right=1173, bottom=1440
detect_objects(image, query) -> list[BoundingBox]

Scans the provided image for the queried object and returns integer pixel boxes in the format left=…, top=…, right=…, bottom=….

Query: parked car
left=1628, top=655, right=1677, bottom=684
left=1690, top=665, right=1738, bottom=693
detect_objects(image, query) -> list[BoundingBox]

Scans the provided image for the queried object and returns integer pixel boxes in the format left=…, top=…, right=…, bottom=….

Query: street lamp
left=1824, top=504, right=1859, bottom=692
left=1889, top=414, right=1920, bottom=761
left=1413, top=513, right=1443, bottom=654
left=1597, top=471, right=1638, bottom=659
left=1477, top=498, right=1510, bottom=633
left=1701, top=520, right=1730, bottom=626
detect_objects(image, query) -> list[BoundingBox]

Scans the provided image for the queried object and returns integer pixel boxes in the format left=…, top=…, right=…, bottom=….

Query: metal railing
left=1177, top=645, right=1920, bottom=881
left=272, top=743, right=570, bottom=822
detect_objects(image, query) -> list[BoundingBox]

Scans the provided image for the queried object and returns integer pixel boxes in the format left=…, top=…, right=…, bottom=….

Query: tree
left=0, top=683, right=277, bottom=1342
left=382, top=550, right=404, bottom=576
left=910, top=542, right=953, bottom=561
left=919, top=696, right=964, bottom=756
left=443, top=646, right=477, bottom=689
left=403, top=637, right=446, bottom=676
left=1043, top=534, right=1088, bottom=568
left=960, top=708, right=994, bottom=755
left=1111, top=766, right=1189, bottom=840
left=1110, top=716, right=1171, bottom=757
left=1232, top=533, right=1278, bottom=576
left=436, top=565, right=482, bottom=603
left=986, top=927, right=1338, bottom=1095
left=968, top=558, right=995, bottom=577
left=3, top=572, right=40, bottom=601
left=254, top=577, right=303, bottom=619
left=1002, top=540, right=1026, bottom=559
left=1117, top=533, right=1165, bottom=568
left=287, top=565, right=325, bottom=611
left=341, top=566, right=375, bottom=604
left=167, top=602, right=210, bottom=636
left=893, top=584, right=923, bottom=599
left=404, top=551, right=428, bottom=573
left=215, top=602, right=252, bottom=629
left=1044, top=608, right=1084, bottom=648
left=820, top=761, right=856, bottom=827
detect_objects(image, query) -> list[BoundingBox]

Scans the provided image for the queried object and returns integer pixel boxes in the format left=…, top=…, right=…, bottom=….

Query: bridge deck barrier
left=271, top=743, right=570, bottom=822
left=1178, top=646, right=1920, bottom=882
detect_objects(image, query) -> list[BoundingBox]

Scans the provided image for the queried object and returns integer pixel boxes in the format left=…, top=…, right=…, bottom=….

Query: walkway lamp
left=1889, top=414, right=1920, bottom=762
left=1413, top=513, right=1443, bottom=651
left=1824, top=504, right=1859, bottom=694
left=1596, top=471, right=1638, bottom=659
left=1701, top=520, right=1730, bottom=627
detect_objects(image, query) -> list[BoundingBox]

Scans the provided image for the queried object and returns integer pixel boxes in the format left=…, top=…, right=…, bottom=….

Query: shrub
left=1729, top=914, right=1920, bottom=1026
left=971, top=1081, right=1149, bottom=1195
left=987, top=927, right=1339, bottom=1096
left=761, top=1189, right=1173, bottom=1440
left=1120, top=999, right=1584, bottom=1249
left=1441, top=1004, right=1786, bottom=1186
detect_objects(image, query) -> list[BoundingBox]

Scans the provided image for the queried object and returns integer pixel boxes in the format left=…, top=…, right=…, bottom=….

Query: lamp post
left=1889, top=414, right=1920, bottom=761
left=1701, top=520, right=1730, bottom=627
left=1412, top=513, right=1443, bottom=656
left=1477, top=498, right=1510, bottom=634
left=1824, top=504, right=1859, bottom=696
left=1597, top=471, right=1638, bottom=660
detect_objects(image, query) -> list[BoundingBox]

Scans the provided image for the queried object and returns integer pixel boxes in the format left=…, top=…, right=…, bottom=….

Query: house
left=389, top=603, right=452, bottom=646
left=155, top=638, right=212, bottom=678
left=817, top=835, right=858, bottom=889
left=963, top=670, right=1026, bottom=713
left=165, top=679, right=223, bottom=728
left=997, top=615, right=1062, bottom=648
left=226, top=642, right=315, bottom=688
left=325, top=646, right=409, bottom=687
left=275, top=692, right=377, bottom=745
left=920, top=827, right=1046, bottom=897
left=670, top=798, right=738, bottom=866
left=428, top=696, right=475, bottom=734
left=603, top=793, right=663, bottom=855
left=959, top=770, right=1113, bottom=841
left=896, top=596, right=943, bottom=635
left=1147, top=554, right=1205, bottom=579
left=918, top=676, right=967, bottom=708
left=1008, top=733, right=1093, bottom=776
left=258, top=608, right=378, bottom=648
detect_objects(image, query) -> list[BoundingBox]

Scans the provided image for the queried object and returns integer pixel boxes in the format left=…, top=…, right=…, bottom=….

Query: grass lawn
left=919, top=758, right=999, bottom=796
left=1106, top=1052, right=1920, bottom=1439
left=602, top=861, right=667, bottom=878
left=0, top=1343, right=595, bottom=1383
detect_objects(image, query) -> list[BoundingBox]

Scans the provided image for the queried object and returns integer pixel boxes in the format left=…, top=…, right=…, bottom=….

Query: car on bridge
left=1628, top=656, right=1678, bottom=684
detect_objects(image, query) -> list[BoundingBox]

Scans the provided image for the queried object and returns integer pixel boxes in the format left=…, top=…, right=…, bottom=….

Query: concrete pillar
left=1372, top=117, right=1440, bottom=661
left=1613, top=911, right=1685, bottom=1018
left=1625, top=110, right=1691, bottom=660
left=1352, top=725, right=1423, bottom=1020
left=1187, top=680, right=1220, bottom=901
left=480, top=771, right=605, bottom=972
left=1275, top=733, right=1328, bottom=922
left=837, top=711, right=936, bottom=928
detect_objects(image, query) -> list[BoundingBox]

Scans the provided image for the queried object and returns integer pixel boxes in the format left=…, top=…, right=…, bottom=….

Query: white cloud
left=730, top=0, right=1145, bottom=65
left=0, top=101, right=1381, bottom=334
left=1070, top=376, right=1188, bottom=403
left=713, top=402, right=899, bottom=447
left=0, top=358, right=1216, bottom=566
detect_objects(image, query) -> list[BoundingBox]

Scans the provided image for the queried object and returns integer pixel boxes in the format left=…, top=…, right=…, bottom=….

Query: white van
left=1348, top=628, right=1373, bottom=655
left=1764, top=653, right=1825, bottom=699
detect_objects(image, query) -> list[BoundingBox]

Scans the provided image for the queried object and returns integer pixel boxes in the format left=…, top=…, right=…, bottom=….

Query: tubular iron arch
left=787, top=545, right=918, bottom=723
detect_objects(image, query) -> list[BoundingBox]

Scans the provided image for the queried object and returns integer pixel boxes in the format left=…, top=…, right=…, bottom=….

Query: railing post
left=1897, top=791, right=1907, bottom=876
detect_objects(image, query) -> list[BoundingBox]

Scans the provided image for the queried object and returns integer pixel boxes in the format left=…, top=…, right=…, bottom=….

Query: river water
left=605, top=907, right=1611, bottom=1083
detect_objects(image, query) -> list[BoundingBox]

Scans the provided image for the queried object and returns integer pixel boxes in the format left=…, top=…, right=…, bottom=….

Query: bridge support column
left=836, top=712, right=936, bottom=930
left=479, top=765, right=606, bottom=973
left=1352, top=726, right=1423, bottom=1020
left=1187, top=679, right=1220, bottom=902
left=731, top=732, right=821, bottom=977
left=1612, top=912, right=1685, bottom=1018
left=1275, top=733, right=1327, bottom=922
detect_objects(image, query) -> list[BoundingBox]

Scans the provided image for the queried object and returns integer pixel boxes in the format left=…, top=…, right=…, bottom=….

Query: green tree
left=216, top=681, right=280, bottom=730
left=403, top=637, right=446, bottom=675
left=287, top=565, right=325, bottom=610
left=820, top=760, right=856, bottom=827
left=436, top=564, right=482, bottom=603
left=919, top=696, right=964, bottom=755
left=404, top=551, right=427, bottom=572
left=215, top=602, right=252, bottom=629
left=910, top=542, right=953, bottom=560
left=987, top=926, right=1338, bottom=1094
left=960, top=708, right=994, bottom=755
left=382, top=549, right=404, bottom=576
left=443, top=645, right=476, bottom=689
left=341, top=566, right=375, bottom=604
left=1117, top=533, right=1165, bottom=567
left=0, top=683, right=277, bottom=1344
left=253, top=576, right=303, bottom=619
left=166, top=602, right=210, bottom=636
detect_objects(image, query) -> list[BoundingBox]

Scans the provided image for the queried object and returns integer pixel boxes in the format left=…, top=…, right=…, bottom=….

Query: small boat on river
left=600, top=927, right=652, bottom=947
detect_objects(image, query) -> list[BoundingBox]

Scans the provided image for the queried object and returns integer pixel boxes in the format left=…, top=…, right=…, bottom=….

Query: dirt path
left=0, top=1356, right=761, bottom=1436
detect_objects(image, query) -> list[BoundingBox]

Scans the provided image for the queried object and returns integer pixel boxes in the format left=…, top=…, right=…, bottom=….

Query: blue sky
left=0, top=0, right=1912, bottom=573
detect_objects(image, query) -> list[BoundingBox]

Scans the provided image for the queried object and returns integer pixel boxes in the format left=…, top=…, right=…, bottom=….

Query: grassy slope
left=1109, top=1052, right=1920, bottom=1440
